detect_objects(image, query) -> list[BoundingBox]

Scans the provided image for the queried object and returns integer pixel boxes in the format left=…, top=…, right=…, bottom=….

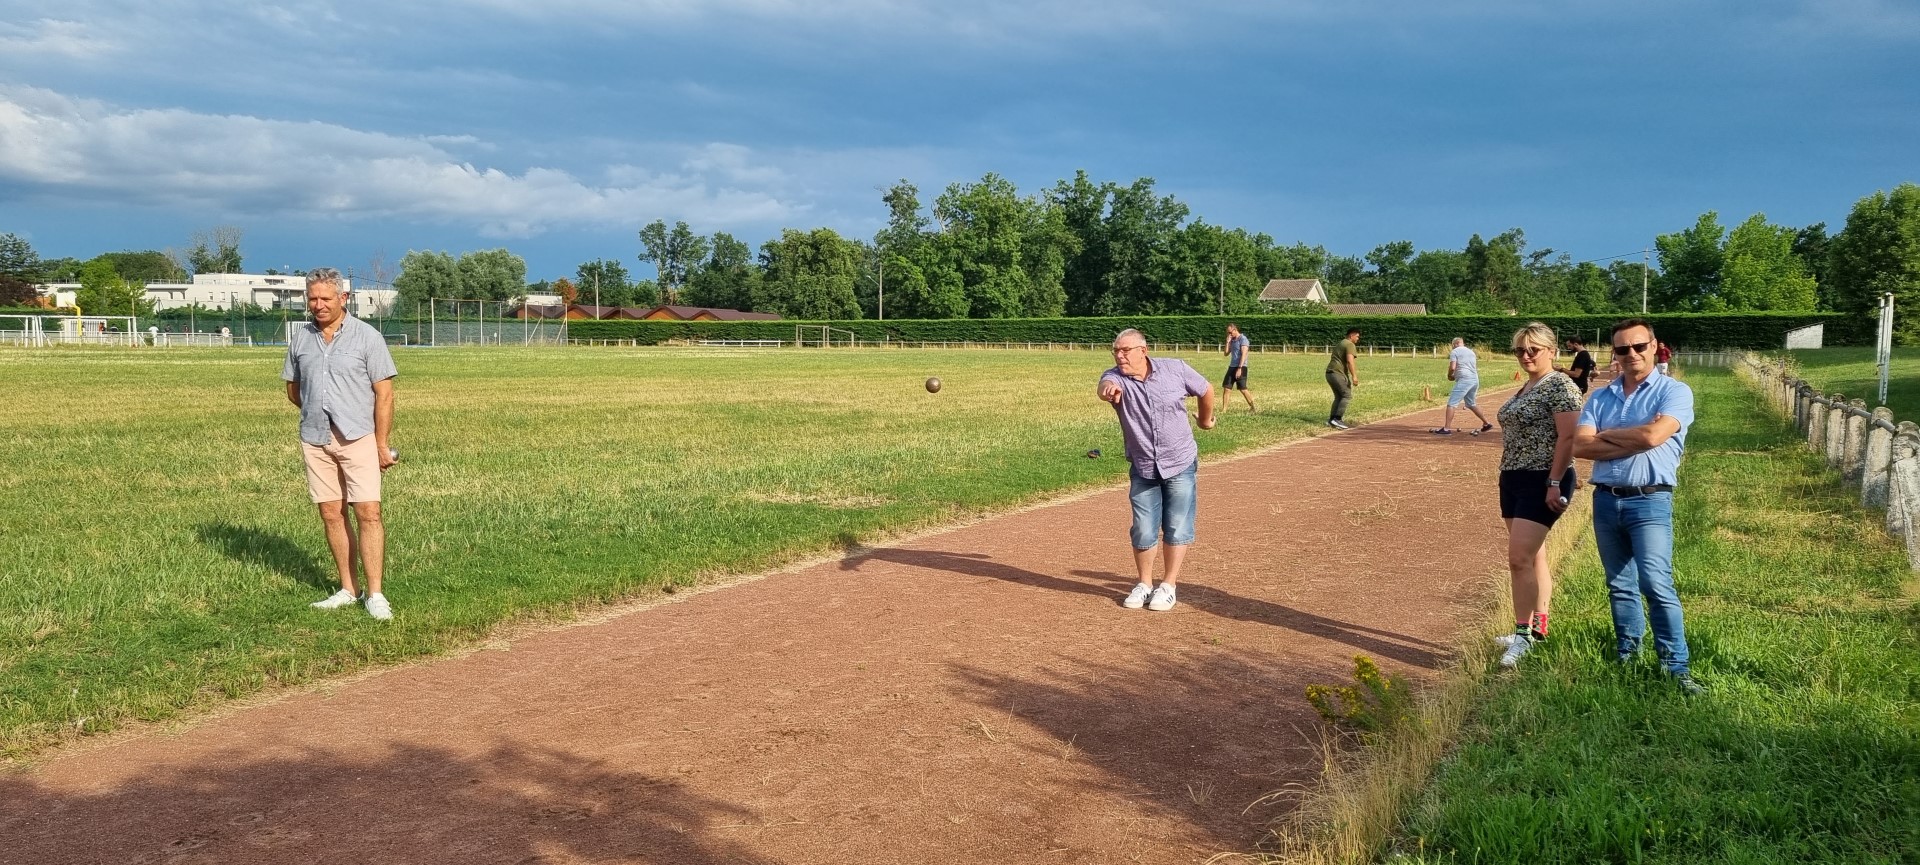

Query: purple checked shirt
left=1101, top=357, right=1210, bottom=479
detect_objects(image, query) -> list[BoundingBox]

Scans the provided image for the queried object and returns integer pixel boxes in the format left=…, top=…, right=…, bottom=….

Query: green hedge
left=566, top=312, right=1868, bottom=349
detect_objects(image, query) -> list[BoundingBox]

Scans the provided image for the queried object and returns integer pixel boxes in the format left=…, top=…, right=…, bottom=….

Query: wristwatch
left=1545, top=477, right=1562, bottom=488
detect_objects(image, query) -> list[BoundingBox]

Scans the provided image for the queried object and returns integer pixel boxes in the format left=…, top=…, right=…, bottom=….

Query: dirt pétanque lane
left=2, top=404, right=1510, bottom=865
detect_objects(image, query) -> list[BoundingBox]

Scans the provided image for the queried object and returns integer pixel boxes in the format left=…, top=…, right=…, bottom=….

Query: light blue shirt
left=1578, top=370, right=1694, bottom=486
left=1449, top=345, right=1479, bottom=382
left=282, top=316, right=399, bottom=446
left=1227, top=334, right=1249, bottom=367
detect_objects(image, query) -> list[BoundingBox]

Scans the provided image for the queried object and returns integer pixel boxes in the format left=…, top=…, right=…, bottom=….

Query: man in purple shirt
left=1098, top=328, right=1216, bottom=611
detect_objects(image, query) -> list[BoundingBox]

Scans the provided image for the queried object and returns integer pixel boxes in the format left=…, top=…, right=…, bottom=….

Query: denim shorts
left=1129, top=460, right=1198, bottom=550
left=1448, top=378, right=1479, bottom=407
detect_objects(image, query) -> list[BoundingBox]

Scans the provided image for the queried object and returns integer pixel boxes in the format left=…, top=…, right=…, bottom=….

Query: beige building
left=1258, top=278, right=1330, bottom=305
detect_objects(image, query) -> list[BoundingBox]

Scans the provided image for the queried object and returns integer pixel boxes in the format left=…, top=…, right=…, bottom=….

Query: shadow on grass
left=195, top=522, right=332, bottom=590
left=0, top=740, right=784, bottom=865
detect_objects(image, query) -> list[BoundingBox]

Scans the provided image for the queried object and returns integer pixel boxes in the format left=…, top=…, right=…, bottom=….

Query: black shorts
left=1223, top=366, right=1249, bottom=390
left=1499, top=468, right=1578, bottom=527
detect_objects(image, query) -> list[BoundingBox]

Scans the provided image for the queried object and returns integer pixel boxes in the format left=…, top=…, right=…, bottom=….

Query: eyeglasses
left=1112, top=345, right=1145, bottom=355
left=1611, top=340, right=1652, bottom=355
left=1512, top=345, right=1549, bottom=358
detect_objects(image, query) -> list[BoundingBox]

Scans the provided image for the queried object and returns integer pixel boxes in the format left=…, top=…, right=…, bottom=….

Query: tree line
left=7, top=180, right=1918, bottom=338
left=388, top=174, right=1918, bottom=331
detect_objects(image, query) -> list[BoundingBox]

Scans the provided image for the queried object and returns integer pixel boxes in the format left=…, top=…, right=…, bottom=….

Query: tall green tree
left=1322, top=255, right=1370, bottom=302
left=1463, top=229, right=1529, bottom=309
left=1363, top=240, right=1416, bottom=302
left=1403, top=249, right=1470, bottom=311
left=1653, top=212, right=1726, bottom=311
left=0, top=233, right=39, bottom=278
left=393, top=250, right=461, bottom=311
left=574, top=259, right=633, bottom=307
left=94, top=251, right=187, bottom=284
left=638, top=220, right=710, bottom=305
left=926, top=173, right=1072, bottom=318
left=756, top=228, right=863, bottom=320
left=1049, top=170, right=1116, bottom=316
left=684, top=233, right=761, bottom=311
left=1099, top=177, right=1188, bottom=315
left=877, top=180, right=930, bottom=260
left=38, top=257, right=83, bottom=283
left=1720, top=213, right=1817, bottom=311
left=456, top=249, right=527, bottom=302
left=74, top=258, right=154, bottom=315
left=1607, top=260, right=1652, bottom=313
left=1793, top=223, right=1834, bottom=308
left=1565, top=261, right=1615, bottom=313
left=1829, top=182, right=1920, bottom=343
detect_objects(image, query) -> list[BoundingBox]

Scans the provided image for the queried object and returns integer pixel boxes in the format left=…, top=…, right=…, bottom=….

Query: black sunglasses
left=1511, top=345, right=1549, bottom=358
left=1612, top=340, right=1652, bottom=355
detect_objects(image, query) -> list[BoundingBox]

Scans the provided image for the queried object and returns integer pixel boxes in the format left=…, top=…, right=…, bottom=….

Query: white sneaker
left=365, top=593, right=393, bottom=621
left=1499, top=633, right=1533, bottom=668
left=1122, top=583, right=1152, bottom=609
left=1328, top=419, right=1351, bottom=430
left=1493, top=633, right=1516, bottom=647
left=1147, top=584, right=1177, bottom=612
left=310, top=589, right=358, bottom=610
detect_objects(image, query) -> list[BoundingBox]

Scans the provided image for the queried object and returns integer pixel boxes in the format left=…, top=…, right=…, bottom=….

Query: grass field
left=0, top=344, right=1466, bottom=762
left=1788, top=345, right=1920, bottom=417
left=1385, top=367, right=1920, bottom=864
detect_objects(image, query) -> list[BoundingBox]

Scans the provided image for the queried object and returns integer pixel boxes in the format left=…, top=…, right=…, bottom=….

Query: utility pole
left=1642, top=248, right=1650, bottom=314
left=1216, top=260, right=1226, bottom=315
left=593, top=272, right=600, bottom=311
left=877, top=257, right=885, bottom=321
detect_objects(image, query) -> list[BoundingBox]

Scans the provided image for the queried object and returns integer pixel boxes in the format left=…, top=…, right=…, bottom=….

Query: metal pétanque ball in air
left=925, top=377, right=942, bottom=393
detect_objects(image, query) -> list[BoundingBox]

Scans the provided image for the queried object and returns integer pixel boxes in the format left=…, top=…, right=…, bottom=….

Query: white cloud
left=0, top=86, right=797, bottom=237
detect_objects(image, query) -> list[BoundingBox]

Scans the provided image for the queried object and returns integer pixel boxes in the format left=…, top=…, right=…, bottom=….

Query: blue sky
left=2, top=0, right=1915, bottom=283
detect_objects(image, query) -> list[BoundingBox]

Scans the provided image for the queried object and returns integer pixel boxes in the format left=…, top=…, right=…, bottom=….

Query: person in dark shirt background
left=1568, top=337, right=1597, bottom=394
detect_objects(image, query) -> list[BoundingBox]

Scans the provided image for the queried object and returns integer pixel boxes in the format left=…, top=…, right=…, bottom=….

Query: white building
left=40, top=273, right=397, bottom=317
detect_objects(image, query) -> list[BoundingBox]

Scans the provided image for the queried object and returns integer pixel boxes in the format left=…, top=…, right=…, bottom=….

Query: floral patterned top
left=1497, top=371, right=1583, bottom=471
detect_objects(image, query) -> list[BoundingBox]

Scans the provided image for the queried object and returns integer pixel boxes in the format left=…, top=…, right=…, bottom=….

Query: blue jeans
left=1592, top=491, right=1691, bottom=674
left=1129, top=461, right=1197, bottom=550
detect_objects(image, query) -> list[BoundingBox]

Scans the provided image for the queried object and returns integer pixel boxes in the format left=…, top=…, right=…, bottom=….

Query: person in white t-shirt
left=1433, top=338, right=1495, bottom=435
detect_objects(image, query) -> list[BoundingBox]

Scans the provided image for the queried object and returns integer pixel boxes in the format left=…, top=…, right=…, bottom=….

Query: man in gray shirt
left=1220, top=323, right=1256, bottom=413
left=1099, top=328, right=1215, bottom=612
left=1435, top=337, right=1494, bottom=435
left=282, top=268, right=400, bottom=620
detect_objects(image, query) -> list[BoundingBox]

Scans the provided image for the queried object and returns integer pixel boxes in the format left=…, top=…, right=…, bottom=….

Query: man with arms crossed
left=1326, top=327, right=1360, bottom=430
left=1573, top=318, right=1702, bottom=694
left=1099, top=329, right=1216, bottom=612
left=1433, top=337, right=1494, bottom=435
left=284, top=268, right=401, bottom=620
left=1221, top=323, right=1256, bottom=413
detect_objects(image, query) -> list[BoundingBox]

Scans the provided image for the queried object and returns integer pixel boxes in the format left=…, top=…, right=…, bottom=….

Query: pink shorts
left=302, top=428, right=382, bottom=503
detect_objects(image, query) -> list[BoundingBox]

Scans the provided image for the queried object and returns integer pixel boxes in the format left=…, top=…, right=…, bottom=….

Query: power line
left=1575, top=249, right=1652, bottom=265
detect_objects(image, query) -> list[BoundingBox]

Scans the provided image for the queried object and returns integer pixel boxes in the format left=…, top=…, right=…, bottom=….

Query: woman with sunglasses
left=1494, top=322, right=1582, bottom=668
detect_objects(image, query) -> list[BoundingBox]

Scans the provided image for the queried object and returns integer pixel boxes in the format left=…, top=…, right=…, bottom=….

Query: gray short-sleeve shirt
left=283, top=316, right=398, bottom=446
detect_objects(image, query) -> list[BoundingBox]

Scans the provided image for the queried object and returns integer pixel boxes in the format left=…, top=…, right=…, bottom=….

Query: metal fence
left=1735, top=351, right=1920, bottom=570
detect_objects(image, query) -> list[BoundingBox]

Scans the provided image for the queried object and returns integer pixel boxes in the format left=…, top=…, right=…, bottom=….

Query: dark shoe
left=1469, top=423, right=1494, bottom=436
left=1673, top=672, right=1706, bottom=696
left=1429, top=427, right=1455, bottom=435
